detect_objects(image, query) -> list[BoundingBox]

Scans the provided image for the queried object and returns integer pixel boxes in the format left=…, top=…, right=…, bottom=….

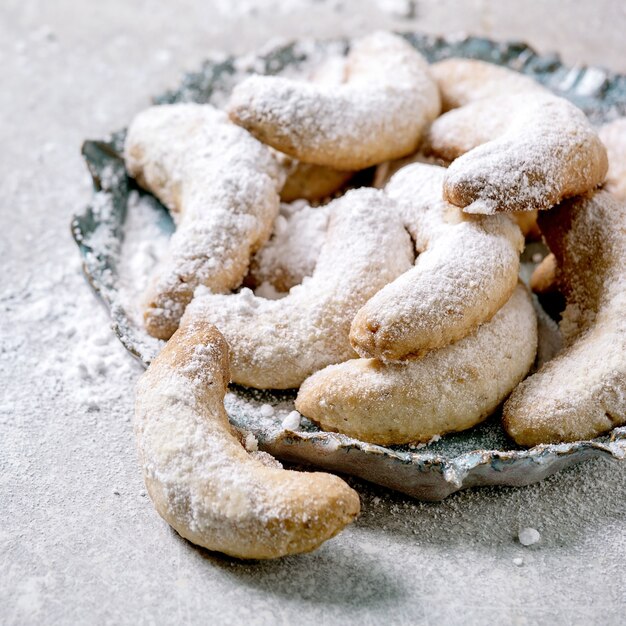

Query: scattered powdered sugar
left=408, top=434, right=441, bottom=450
left=282, top=410, right=302, bottom=431
left=117, top=191, right=172, bottom=329
left=81, top=191, right=121, bottom=256
left=259, top=403, right=275, bottom=418
left=518, top=527, right=541, bottom=546
left=224, top=391, right=307, bottom=433
left=244, top=431, right=259, bottom=452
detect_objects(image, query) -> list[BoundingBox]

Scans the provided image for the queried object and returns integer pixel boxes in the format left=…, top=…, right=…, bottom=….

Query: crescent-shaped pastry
left=135, top=319, right=359, bottom=559
left=503, top=190, right=626, bottom=445
left=124, top=103, right=285, bottom=339
left=296, top=285, right=537, bottom=445
left=350, top=163, right=523, bottom=361
left=228, top=31, right=441, bottom=170
left=427, top=93, right=608, bottom=214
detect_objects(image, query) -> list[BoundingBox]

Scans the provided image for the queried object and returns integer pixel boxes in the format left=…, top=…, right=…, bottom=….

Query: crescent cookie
left=503, top=190, right=626, bottom=446
left=296, top=284, right=537, bottom=445
left=228, top=31, right=441, bottom=170
left=124, top=103, right=285, bottom=339
left=426, top=93, right=608, bottom=214
left=599, top=117, right=626, bottom=200
left=182, top=188, right=414, bottom=389
left=135, top=319, right=359, bottom=559
left=350, top=163, right=523, bottom=361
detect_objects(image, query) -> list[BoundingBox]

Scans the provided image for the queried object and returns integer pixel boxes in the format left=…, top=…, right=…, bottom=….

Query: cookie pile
left=128, top=32, right=625, bottom=558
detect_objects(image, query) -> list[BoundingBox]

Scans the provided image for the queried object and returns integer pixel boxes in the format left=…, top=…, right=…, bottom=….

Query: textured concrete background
left=1, top=1, right=625, bottom=624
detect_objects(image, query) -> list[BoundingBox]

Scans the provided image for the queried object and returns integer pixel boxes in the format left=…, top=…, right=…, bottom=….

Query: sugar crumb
left=518, top=527, right=541, bottom=546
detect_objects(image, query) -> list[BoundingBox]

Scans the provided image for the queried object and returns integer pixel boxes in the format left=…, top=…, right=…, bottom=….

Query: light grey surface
left=1, top=1, right=625, bottom=625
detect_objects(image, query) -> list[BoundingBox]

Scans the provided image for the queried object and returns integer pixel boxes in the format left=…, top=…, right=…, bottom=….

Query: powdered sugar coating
left=182, top=188, right=414, bottom=389
left=273, top=52, right=355, bottom=203
left=124, top=103, right=285, bottom=339
left=350, top=163, right=523, bottom=361
left=135, top=320, right=360, bottom=559
left=228, top=31, right=441, bottom=170
left=599, top=117, right=626, bottom=200
left=296, top=284, right=537, bottom=445
left=247, top=200, right=330, bottom=293
left=503, top=190, right=626, bottom=445
left=427, top=93, right=608, bottom=214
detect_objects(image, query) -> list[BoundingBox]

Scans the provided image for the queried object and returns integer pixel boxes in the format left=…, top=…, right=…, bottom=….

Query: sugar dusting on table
left=4, top=7, right=626, bottom=623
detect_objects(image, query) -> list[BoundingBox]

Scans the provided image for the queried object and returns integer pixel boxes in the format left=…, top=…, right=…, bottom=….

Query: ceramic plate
left=71, top=32, right=626, bottom=500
